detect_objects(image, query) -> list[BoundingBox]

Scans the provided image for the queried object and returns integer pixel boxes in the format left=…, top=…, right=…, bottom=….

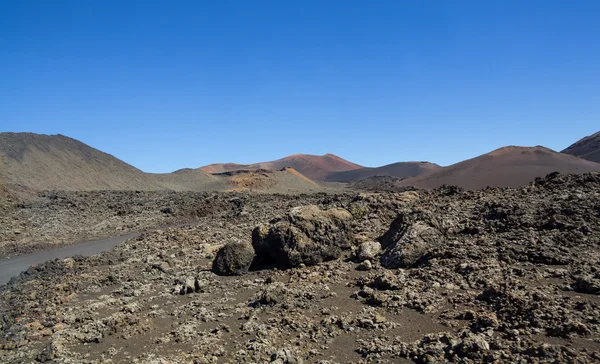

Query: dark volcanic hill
left=398, top=146, right=600, bottom=190
left=326, top=161, right=440, bottom=182
left=562, top=131, right=600, bottom=163
left=0, top=132, right=167, bottom=191
left=200, top=153, right=363, bottom=180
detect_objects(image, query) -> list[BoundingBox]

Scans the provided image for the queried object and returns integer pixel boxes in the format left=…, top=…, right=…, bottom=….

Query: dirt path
left=0, top=232, right=139, bottom=285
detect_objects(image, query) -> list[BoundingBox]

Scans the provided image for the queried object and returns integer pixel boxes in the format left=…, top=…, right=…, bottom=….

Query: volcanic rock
left=252, top=205, right=352, bottom=269
left=212, top=241, right=256, bottom=276
left=356, top=241, right=382, bottom=262
left=379, top=212, right=443, bottom=268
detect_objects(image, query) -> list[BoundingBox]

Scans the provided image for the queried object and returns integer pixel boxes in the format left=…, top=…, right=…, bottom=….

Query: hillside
left=150, top=169, right=227, bottom=192
left=0, top=133, right=165, bottom=191
left=562, top=131, right=600, bottom=162
left=326, top=161, right=440, bottom=182
left=0, top=133, right=327, bottom=193
left=214, top=168, right=322, bottom=193
left=200, top=153, right=363, bottom=180
left=398, top=146, right=600, bottom=190
left=7, top=132, right=600, bottom=193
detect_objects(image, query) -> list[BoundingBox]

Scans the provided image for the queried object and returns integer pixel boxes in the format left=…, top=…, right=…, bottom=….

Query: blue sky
left=1, top=1, right=599, bottom=172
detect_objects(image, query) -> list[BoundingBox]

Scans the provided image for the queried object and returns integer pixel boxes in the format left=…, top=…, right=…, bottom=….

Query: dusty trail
left=0, top=218, right=201, bottom=286
left=0, top=233, right=139, bottom=285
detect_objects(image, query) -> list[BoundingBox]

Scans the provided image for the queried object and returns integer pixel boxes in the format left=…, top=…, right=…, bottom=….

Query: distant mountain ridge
left=0, top=133, right=322, bottom=193
left=562, top=131, right=600, bottom=163
left=199, top=153, right=363, bottom=180
left=2, top=131, right=600, bottom=192
left=326, top=161, right=440, bottom=182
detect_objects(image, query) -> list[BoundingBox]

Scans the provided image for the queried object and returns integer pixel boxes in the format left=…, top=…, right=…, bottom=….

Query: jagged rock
left=573, top=274, right=600, bottom=294
left=178, top=277, right=196, bottom=294
left=356, top=241, right=381, bottom=262
left=212, top=241, right=256, bottom=276
left=257, top=282, right=288, bottom=306
left=380, top=213, right=442, bottom=268
left=270, top=347, right=303, bottom=364
left=252, top=205, right=353, bottom=269
left=37, top=341, right=64, bottom=362
left=357, top=259, right=373, bottom=271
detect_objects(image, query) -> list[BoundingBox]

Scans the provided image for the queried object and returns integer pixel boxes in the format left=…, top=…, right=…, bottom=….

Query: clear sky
left=1, top=1, right=599, bottom=172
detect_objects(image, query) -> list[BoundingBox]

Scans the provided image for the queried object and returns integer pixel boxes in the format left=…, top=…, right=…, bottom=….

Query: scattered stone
left=212, top=241, right=256, bottom=276
left=572, top=274, right=600, bottom=294
left=356, top=241, right=381, bottom=262
left=2, top=172, right=600, bottom=363
left=356, top=260, right=373, bottom=271
left=270, top=347, right=303, bottom=364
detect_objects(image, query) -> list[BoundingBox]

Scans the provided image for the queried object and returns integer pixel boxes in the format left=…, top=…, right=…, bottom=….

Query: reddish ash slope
left=399, top=146, right=600, bottom=190
left=200, top=153, right=363, bottom=180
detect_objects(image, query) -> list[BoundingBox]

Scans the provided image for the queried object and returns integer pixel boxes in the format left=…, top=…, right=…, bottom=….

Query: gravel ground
left=1, top=172, right=599, bottom=363
left=0, top=190, right=303, bottom=259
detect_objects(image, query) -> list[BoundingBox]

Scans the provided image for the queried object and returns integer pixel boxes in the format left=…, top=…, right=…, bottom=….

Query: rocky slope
left=398, top=146, right=600, bottom=190
left=326, top=162, right=440, bottom=182
left=1, top=172, right=599, bottom=363
left=562, top=131, right=600, bottom=163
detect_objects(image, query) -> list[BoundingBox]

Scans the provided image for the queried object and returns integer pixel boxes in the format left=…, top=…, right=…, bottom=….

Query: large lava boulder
left=212, top=241, right=256, bottom=276
left=252, top=205, right=353, bottom=269
left=379, top=212, right=443, bottom=268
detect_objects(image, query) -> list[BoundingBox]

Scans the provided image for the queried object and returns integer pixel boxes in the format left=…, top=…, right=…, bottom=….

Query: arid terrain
left=1, top=132, right=600, bottom=363
left=396, top=146, right=600, bottom=190
left=1, top=172, right=599, bottom=363
left=3, top=132, right=600, bottom=193
left=0, top=133, right=336, bottom=193
left=200, top=153, right=364, bottom=181
left=4, top=0, right=600, bottom=361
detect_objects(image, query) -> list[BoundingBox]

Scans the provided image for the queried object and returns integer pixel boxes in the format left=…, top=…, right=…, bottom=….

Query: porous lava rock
left=379, top=211, right=443, bottom=268
left=212, top=241, right=256, bottom=276
left=252, top=205, right=352, bottom=269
